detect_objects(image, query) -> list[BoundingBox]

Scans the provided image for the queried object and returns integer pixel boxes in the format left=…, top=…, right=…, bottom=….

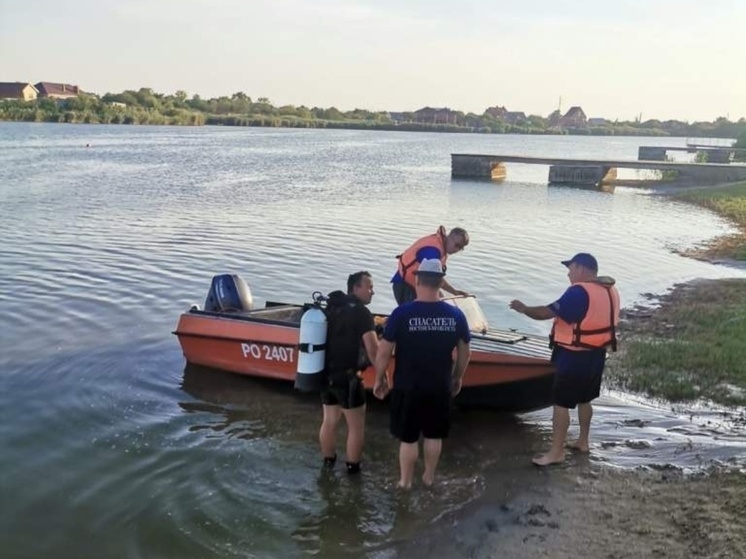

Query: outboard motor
left=203, top=274, right=254, bottom=312
left=295, top=292, right=328, bottom=392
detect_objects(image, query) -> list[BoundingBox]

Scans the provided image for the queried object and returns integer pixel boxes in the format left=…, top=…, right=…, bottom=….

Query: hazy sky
left=1, top=0, right=743, bottom=121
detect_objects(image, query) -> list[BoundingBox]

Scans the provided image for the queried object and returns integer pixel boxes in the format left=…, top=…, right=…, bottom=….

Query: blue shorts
left=551, top=347, right=606, bottom=409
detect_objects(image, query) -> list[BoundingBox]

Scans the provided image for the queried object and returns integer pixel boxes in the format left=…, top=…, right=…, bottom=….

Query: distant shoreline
left=0, top=117, right=715, bottom=138
left=2, top=89, right=743, bottom=139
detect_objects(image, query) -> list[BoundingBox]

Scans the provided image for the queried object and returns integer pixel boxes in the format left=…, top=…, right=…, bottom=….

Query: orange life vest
left=550, top=281, right=620, bottom=352
left=396, top=226, right=448, bottom=288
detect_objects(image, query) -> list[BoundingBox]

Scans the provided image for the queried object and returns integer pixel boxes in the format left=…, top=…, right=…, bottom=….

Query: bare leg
left=568, top=403, right=592, bottom=452
left=341, top=405, right=366, bottom=463
left=320, top=405, right=342, bottom=459
left=533, top=405, right=569, bottom=466
left=421, top=438, right=442, bottom=486
left=398, top=441, right=419, bottom=489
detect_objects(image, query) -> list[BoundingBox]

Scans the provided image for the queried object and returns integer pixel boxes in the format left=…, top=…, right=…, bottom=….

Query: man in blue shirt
left=510, top=253, right=619, bottom=467
left=374, top=259, right=471, bottom=488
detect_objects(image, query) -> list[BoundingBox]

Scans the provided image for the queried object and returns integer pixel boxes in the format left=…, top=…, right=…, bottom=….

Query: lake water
left=1, top=123, right=744, bottom=558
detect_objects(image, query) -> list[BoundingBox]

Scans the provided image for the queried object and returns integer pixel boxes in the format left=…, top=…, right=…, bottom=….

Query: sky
left=1, top=0, right=744, bottom=122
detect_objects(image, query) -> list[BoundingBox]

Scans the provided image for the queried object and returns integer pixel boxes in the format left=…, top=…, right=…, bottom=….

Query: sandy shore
left=395, top=464, right=745, bottom=559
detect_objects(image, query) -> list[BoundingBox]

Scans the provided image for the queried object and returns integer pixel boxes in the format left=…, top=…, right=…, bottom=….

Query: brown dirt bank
left=676, top=232, right=746, bottom=265
left=614, top=277, right=746, bottom=338
left=395, top=465, right=745, bottom=559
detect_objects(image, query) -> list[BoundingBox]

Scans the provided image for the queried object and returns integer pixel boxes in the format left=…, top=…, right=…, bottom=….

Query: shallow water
left=526, top=391, right=746, bottom=471
left=1, top=123, right=744, bottom=557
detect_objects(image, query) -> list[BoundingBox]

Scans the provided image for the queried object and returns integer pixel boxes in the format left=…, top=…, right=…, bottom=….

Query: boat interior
left=193, top=304, right=306, bottom=325
left=192, top=303, right=531, bottom=346
left=187, top=275, right=547, bottom=355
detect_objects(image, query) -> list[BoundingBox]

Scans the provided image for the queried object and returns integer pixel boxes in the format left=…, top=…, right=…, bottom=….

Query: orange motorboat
left=174, top=275, right=555, bottom=412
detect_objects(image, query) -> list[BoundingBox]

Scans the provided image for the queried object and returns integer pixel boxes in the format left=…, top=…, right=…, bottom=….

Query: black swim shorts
left=321, top=373, right=366, bottom=409
left=389, top=388, right=451, bottom=443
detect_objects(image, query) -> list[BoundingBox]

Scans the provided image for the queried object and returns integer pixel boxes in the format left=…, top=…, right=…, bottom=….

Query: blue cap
left=561, top=253, right=598, bottom=272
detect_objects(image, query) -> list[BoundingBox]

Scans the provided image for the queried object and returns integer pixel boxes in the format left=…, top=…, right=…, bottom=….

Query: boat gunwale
left=175, top=322, right=552, bottom=364
left=180, top=308, right=550, bottom=343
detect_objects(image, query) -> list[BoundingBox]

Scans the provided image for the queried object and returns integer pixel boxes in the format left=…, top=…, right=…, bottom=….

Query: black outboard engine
left=203, top=274, right=254, bottom=312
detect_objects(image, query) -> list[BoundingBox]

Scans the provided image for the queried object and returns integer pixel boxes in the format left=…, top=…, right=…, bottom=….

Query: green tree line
left=1, top=87, right=744, bottom=139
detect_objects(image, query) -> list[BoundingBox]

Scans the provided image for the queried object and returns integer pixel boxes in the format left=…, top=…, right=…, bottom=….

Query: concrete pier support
left=548, top=165, right=616, bottom=186
left=451, top=154, right=506, bottom=180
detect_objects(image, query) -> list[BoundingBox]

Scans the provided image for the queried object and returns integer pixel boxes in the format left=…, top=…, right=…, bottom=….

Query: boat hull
left=174, top=307, right=555, bottom=412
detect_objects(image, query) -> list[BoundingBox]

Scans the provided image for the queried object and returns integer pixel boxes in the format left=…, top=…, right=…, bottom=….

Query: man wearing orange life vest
left=509, top=252, right=620, bottom=467
left=391, top=225, right=470, bottom=305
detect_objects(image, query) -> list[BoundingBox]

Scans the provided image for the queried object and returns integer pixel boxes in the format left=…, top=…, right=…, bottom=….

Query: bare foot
left=567, top=440, right=590, bottom=453
left=532, top=452, right=565, bottom=467
left=397, top=481, right=412, bottom=490
left=422, top=474, right=434, bottom=487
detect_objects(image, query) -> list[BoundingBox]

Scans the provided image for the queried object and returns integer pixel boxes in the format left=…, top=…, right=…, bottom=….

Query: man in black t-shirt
left=319, top=271, right=379, bottom=474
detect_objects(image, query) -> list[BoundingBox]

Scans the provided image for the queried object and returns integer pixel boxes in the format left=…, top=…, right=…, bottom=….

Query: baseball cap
left=415, top=259, right=446, bottom=276
left=561, top=253, right=598, bottom=272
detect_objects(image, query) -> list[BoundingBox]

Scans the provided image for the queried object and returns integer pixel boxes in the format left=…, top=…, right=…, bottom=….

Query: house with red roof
left=35, top=82, right=81, bottom=99
left=0, top=82, right=38, bottom=101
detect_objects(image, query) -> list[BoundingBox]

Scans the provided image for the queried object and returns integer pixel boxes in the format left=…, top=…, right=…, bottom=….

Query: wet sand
left=388, top=396, right=746, bottom=559
left=394, top=465, right=745, bottom=559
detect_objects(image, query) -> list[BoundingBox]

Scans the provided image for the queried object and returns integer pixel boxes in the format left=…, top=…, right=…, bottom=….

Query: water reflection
left=549, top=181, right=616, bottom=194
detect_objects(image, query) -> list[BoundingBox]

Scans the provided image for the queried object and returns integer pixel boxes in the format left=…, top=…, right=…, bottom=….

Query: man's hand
left=373, top=376, right=389, bottom=400
left=451, top=376, right=463, bottom=396
left=509, top=300, right=556, bottom=321
left=373, top=339, right=395, bottom=399
left=509, top=299, right=527, bottom=314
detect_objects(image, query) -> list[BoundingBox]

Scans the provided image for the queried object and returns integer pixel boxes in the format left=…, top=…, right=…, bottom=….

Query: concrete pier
left=450, top=155, right=507, bottom=180
left=451, top=154, right=746, bottom=186
left=548, top=165, right=617, bottom=186
left=638, top=145, right=746, bottom=164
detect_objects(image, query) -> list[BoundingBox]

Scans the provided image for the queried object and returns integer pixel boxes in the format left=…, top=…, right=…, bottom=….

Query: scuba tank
left=295, top=292, right=328, bottom=392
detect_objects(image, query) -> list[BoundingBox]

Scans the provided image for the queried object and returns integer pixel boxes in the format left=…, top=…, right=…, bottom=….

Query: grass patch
left=608, top=279, right=746, bottom=406
left=674, top=181, right=746, bottom=260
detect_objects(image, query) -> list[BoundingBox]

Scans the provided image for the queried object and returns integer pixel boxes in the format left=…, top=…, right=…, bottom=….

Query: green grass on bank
left=610, top=280, right=746, bottom=406
left=674, top=181, right=746, bottom=260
